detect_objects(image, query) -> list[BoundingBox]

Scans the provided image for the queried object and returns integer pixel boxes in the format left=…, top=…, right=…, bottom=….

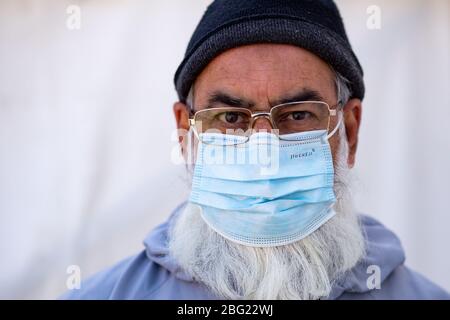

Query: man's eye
left=287, top=111, right=313, bottom=121
left=218, top=112, right=245, bottom=123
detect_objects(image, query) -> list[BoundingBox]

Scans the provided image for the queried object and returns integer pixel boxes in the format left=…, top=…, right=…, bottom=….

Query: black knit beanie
left=174, top=0, right=364, bottom=103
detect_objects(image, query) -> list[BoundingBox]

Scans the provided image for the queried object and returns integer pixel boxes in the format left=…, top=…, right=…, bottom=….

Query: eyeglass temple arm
left=326, top=110, right=343, bottom=139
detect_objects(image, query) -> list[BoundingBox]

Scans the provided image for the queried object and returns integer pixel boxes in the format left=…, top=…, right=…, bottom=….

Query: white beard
left=169, top=128, right=365, bottom=300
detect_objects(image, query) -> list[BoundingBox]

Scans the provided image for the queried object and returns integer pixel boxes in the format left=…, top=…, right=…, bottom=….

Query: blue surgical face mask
left=189, top=128, right=338, bottom=247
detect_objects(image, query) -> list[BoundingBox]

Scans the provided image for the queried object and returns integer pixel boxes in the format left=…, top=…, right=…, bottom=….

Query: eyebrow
left=271, top=89, right=325, bottom=106
left=206, top=91, right=255, bottom=109
left=205, top=88, right=325, bottom=110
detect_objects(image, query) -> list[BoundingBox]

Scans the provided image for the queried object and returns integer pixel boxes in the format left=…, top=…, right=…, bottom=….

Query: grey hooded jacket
left=62, top=203, right=450, bottom=300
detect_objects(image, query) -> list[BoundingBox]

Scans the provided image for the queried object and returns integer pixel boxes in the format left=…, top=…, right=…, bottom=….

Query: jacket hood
left=144, top=203, right=406, bottom=298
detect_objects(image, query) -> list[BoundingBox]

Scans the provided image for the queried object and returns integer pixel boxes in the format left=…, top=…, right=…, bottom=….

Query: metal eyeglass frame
left=188, top=100, right=344, bottom=143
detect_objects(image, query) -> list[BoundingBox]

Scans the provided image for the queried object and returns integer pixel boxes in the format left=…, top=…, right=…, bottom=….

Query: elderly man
left=63, top=0, right=449, bottom=300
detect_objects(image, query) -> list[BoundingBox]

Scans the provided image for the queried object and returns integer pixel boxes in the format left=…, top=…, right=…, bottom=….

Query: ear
left=173, top=102, right=191, bottom=159
left=173, top=101, right=190, bottom=130
left=343, top=98, right=362, bottom=168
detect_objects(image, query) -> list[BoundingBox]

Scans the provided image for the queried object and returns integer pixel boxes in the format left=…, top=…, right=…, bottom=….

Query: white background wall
left=0, top=0, right=448, bottom=299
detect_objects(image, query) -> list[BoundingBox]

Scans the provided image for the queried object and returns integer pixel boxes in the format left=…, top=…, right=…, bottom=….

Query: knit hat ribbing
left=174, top=0, right=364, bottom=102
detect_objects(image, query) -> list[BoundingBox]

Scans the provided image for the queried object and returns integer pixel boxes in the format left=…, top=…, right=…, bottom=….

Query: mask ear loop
left=326, top=110, right=343, bottom=140
left=184, top=125, right=197, bottom=183
left=190, top=123, right=202, bottom=144
left=186, top=125, right=198, bottom=164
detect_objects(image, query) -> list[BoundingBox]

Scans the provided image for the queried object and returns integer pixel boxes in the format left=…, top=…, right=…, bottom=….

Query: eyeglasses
left=189, top=100, right=342, bottom=145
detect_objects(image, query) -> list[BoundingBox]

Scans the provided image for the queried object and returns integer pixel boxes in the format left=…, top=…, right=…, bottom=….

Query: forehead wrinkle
left=202, top=75, right=274, bottom=104
left=195, top=45, right=337, bottom=109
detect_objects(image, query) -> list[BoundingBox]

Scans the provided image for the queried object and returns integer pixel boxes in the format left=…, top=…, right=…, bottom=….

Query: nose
left=252, top=116, right=273, bottom=132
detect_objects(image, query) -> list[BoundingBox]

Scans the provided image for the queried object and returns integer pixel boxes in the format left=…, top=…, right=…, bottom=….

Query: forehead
left=194, top=44, right=336, bottom=104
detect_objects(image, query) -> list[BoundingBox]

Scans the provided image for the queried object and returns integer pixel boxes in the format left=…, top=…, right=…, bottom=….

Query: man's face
left=171, top=44, right=365, bottom=300
left=174, top=43, right=362, bottom=167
